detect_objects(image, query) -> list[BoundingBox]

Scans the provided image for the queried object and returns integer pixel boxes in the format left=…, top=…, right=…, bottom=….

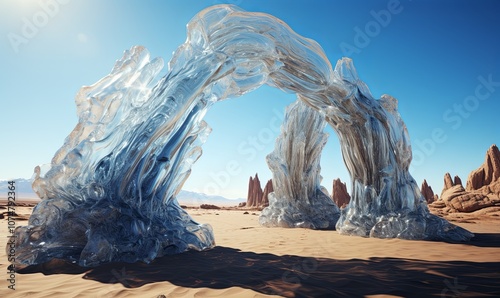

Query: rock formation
left=441, top=173, right=463, bottom=198
left=430, top=145, right=500, bottom=213
left=466, top=144, right=500, bottom=191
left=421, top=179, right=437, bottom=204
left=247, top=173, right=263, bottom=207
left=443, top=172, right=454, bottom=191
left=261, top=179, right=273, bottom=207
left=332, top=178, right=350, bottom=208
left=200, top=204, right=221, bottom=210
left=246, top=173, right=272, bottom=208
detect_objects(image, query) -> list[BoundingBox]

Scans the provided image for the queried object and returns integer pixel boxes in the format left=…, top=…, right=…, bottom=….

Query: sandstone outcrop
left=246, top=173, right=272, bottom=208
left=466, top=144, right=500, bottom=191
left=441, top=173, right=463, bottom=197
left=443, top=172, right=454, bottom=191
left=429, top=145, right=500, bottom=213
left=421, top=179, right=436, bottom=203
left=332, top=178, right=350, bottom=208
left=247, top=173, right=263, bottom=207
left=261, top=179, right=273, bottom=207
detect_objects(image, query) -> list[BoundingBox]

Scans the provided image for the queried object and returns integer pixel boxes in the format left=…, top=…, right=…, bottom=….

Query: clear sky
left=1, top=0, right=499, bottom=199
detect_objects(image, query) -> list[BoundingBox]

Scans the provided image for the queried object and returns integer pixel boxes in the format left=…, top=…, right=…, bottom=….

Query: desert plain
left=0, top=201, right=499, bottom=298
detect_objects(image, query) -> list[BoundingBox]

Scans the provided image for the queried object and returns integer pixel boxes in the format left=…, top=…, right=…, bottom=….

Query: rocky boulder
left=332, top=178, right=350, bottom=208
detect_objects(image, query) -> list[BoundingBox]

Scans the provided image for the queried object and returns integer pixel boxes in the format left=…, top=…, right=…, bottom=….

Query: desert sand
left=1, top=201, right=499, bottom=297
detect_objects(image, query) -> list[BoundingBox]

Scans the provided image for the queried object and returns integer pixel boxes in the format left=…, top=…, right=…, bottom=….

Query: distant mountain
left=0, top=178, right=37, bottom=199
left=176, top=190, right=245, bottom=206
left=0, top=179, right=244, bottom=205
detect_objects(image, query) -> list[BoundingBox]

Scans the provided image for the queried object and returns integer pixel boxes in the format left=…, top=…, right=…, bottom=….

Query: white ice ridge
left=10, top=4, right=472, bottom=268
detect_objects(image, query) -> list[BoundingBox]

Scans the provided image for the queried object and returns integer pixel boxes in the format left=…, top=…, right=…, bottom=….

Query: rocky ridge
left=429, top=144, right=500, bottom=213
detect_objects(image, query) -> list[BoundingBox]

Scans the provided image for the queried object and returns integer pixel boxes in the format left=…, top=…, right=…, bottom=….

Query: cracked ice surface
left=10, top=3, right=472, bottom=269
left=260, top=98, right=340, bottom=229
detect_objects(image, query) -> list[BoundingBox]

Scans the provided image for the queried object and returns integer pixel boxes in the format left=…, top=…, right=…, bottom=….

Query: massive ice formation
left=329, top=62, right=471, bottom=241
left=260, top=99, right=340, bottom=229
left=10, top=4, right=472, bottom=268
left=14, top=46, right=216, bottom=268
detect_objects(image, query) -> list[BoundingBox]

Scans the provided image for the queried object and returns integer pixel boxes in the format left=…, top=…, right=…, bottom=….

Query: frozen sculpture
left=10, top=5, right=472, bottom=268
left=260, top=99, right=340, bottom=229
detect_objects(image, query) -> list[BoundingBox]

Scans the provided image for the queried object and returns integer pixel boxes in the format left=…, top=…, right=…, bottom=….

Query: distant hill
left=0, top=178, right=38, bottom=199
left=176, top=190, right=244, bottom=206
left=0, top=179, right=244, bottom=206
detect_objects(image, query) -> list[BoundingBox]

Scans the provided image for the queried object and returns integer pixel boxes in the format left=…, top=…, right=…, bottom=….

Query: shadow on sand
left=464, top=232, right=500, bottom=247
left=19, top=245, right=499, bottom=297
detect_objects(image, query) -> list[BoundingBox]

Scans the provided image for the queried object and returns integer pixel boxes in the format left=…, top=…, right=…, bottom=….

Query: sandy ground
left=0, top=202, right=499, bottom=297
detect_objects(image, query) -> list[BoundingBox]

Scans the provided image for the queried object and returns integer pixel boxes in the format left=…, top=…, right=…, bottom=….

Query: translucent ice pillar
left=260, top=98, right=340, bottom=229
left=328, top=60, right=472, bottom=241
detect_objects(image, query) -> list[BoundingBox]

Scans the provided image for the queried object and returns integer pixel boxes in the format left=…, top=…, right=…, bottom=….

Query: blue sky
left=0, top=0, right=499, bottom=199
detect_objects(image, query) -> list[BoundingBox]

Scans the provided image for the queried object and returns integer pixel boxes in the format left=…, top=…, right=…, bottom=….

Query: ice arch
left=10, top=5, right=472, bottom=268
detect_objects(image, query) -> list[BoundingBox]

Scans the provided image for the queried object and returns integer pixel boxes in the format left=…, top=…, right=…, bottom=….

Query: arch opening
left=182, top=83, right=296, bottom=199
left=9, top=5, right=472, bottom=268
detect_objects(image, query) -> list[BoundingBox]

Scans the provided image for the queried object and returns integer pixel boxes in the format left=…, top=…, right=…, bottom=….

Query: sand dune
left=1, top=204, right=499, bottom=297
